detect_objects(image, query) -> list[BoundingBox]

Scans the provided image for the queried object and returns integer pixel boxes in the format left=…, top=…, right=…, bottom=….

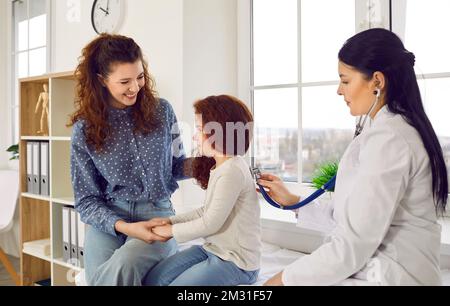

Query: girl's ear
left=97, top=74, right=107, bottom=87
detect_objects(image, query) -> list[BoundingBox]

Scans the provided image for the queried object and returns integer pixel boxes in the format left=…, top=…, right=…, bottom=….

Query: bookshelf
left=19, top=71, right=80, bottom=286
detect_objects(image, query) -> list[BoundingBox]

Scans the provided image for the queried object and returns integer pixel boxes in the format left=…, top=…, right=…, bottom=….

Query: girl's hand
left=257, top=173, right=300, bottom=207
left=152, top=224, right=173, bottom=239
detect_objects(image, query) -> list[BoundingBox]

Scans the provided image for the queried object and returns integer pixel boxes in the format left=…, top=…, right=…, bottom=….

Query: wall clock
left=91, top=0, right=125, bottom=34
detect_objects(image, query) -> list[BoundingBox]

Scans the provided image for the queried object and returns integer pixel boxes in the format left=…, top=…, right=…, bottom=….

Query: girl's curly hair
left=192, top=95, right=254, bottom=189
left=68, top=34, right=160, bottom=152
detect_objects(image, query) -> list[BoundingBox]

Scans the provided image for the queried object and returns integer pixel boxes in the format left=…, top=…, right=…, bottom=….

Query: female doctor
left=258, top=28, right=448, bottom=286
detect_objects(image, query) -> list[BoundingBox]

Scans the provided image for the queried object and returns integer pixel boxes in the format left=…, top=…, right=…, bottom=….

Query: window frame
left=246, top=0, right=384, bottom=196
left=242, top=0, right=391, bottom=222
left=10, top=0, right=51, bottom=144
left=242, top=0, right=450, bottom=223
left=392, top=0, right=450, bottom=86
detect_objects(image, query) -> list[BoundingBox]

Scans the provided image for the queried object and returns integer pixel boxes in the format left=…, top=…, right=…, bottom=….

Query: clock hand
left=99, top=7, right=109, bottom=15
left=107, top=0, right=110, bottom=11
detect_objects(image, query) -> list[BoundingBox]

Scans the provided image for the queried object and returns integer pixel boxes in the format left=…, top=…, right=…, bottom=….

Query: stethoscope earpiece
left=355, top=88, right=381, bottom=138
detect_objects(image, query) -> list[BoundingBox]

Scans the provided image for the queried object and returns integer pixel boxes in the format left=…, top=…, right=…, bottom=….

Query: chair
left=0, top=170, right=20, bottom=286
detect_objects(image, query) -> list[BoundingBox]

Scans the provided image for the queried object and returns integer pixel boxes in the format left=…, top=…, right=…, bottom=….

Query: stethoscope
left=253, top=89, right=381, bottom=210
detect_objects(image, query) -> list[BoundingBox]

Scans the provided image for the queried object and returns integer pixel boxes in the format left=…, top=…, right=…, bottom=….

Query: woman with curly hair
left=69, top=34, right=187, bottom=286
left=145, top=95, right=261, bottom=286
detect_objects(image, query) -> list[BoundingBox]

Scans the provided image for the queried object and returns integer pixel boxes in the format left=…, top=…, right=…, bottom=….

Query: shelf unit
left=19, top=71, right=80, bottom=286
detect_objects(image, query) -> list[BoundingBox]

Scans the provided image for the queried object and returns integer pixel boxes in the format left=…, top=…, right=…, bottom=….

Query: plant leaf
left=7, top=144, right=19, bottom=153
left=310, top=161, right=339, bottom=192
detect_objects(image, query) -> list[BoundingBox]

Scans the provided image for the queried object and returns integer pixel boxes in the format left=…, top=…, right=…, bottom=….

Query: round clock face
left=91, top=0, right=125, bottom=34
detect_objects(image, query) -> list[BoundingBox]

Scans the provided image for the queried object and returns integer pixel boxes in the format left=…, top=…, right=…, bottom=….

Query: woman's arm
left=257, top=173, right=300, bottom=206
left=166, top=100, right=192, bottom=181
left=71, top=134, right=122, bottom=237
left=72, top=139, right=169, bottom=242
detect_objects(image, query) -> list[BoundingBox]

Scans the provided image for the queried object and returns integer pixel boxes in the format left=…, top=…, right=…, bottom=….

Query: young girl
left=69, top=34, right=188, bottom=286
left=145, top=95, right=261, bottom=286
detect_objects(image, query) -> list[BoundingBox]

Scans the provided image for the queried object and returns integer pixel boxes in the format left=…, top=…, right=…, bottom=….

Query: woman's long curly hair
left=68, top=34, right=160, bottom=152
left=192, top=95, right=254, bottom=189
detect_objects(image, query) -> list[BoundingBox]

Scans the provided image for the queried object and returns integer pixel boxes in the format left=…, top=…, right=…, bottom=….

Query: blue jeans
left=84, top=199, right=178, bottom=286
left=144, top=245, right=259, bottom=286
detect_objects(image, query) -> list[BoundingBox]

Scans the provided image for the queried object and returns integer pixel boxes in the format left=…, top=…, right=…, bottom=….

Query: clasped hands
left=115, top=218, right=173, bottom=244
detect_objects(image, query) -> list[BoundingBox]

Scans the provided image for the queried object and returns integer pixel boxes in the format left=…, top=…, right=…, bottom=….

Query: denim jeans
left=144, top=245, right=259, bottom=286
left=84, top=199, right=177, bottom=286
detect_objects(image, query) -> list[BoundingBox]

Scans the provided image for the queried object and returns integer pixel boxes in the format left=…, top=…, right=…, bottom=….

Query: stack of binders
left=62, top=206, right=86, bottom=268
left=26, top=141, right=50, bottom=196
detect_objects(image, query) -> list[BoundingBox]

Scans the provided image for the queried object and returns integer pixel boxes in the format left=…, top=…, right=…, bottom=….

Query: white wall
left=52, top=0, right=184, bottom=111
left=0, top=1, right=10, bottom=169
left=178, top=0, right=238, bottom=208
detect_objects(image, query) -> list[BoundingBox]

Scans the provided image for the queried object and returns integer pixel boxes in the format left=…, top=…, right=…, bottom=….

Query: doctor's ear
left=372, top=71, right=386, bottom=92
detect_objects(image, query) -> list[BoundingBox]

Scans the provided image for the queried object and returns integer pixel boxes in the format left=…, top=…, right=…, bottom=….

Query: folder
left=62, top=206, right=71, bottom=262
left=32, top=142, right=41, bottom=194
left=40, top=142, right=50, bottom=196
left=70, top=208, right=79, bottom=266
left=26, top=142, right=33, bottom=193
left=77, top=214, right=85, bottom=268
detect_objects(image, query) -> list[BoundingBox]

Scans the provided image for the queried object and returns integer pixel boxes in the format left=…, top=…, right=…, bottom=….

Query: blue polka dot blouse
left=70, top=99, right=186, bottom=236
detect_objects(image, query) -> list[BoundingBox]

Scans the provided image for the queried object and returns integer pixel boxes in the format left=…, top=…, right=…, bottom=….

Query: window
left=248, top=0, right=449, bottom=223
left=11, top=0, right=49, bottom=143
left=392, top=0, right=450, bottom=189
left=252, top=0, right=450, bottom=188
left=252, top=0, right=356, bottom=185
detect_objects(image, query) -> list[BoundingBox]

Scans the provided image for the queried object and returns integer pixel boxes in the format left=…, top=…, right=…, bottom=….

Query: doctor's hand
left=115, top=219, right=170, bottom=244
left=257, top=173, right=300, bottom=207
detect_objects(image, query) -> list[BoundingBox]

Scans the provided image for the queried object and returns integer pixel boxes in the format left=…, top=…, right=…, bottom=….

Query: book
left=23, top=239, right=51, bottom=256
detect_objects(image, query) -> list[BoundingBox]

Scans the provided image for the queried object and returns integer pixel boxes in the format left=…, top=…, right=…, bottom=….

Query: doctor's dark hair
left=190, top=95, right=254, bottom=190
left=69, top=34, right=159, bottom=152
left=339, top=28, right=448, bottom=215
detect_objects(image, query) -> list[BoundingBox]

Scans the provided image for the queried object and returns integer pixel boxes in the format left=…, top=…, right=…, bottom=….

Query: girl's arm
left=170, top=170, right=245, bottom=243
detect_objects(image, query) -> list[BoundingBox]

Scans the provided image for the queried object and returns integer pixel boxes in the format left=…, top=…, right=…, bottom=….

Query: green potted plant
left=310, top=161, right=338, bottom=203
left=310, top=161, right=338, bottom=192
left=6, top=144, right=19, bottom=160
left=6, top=144, right=19, bottom=170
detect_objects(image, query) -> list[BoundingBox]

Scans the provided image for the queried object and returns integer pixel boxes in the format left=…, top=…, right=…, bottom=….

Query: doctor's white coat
left=283, top=106, right=442, bottom=286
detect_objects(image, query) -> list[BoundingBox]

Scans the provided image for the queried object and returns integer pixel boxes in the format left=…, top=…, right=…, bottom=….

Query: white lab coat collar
left=366, top=105, right=390, bottom=129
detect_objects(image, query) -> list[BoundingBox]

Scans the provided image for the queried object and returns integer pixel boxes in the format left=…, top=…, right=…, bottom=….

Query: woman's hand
left=257, top=173, right=300, bottom=207
left=152, top=224, right=173, bottom=239
left=149, top=217, right=172, bottom=225
left=115, top=219, right=170, bottom=244
left=263, top=271, right=284, bottom=286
